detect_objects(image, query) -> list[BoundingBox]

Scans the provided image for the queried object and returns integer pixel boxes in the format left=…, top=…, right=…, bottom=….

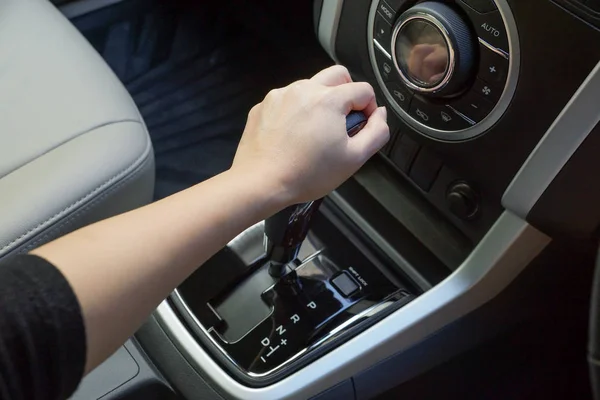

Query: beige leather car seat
left=0, top=0, right=154, bottom=259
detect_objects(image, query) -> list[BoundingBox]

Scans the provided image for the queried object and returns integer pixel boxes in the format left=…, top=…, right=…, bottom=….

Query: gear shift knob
left=265, top=110, right=368, bottom=277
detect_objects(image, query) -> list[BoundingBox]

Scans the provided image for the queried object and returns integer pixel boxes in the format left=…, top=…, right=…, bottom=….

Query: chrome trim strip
left=391, top=13, right=456, bottom=94
left=368, top=0, right=520, bottom=141
left=447, top=105, right=476, bottom=125
left=478, top=37, right=509, bottom=60
left=154, top=211, right=550, bottom=400
left=317, top=0, right=345, bottom=63
left=374, top=39, right=392, bottom=60
left=503, top=60, right=600, bottom=218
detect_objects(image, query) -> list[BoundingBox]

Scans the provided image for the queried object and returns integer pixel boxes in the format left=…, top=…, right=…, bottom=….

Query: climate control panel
left=369, top=0, right=519, bottom=141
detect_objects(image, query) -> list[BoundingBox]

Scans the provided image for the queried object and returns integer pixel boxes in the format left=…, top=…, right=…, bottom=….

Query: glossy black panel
left=174, top=201, right=419, bottom=386
left=209, top=253, right=407, bottom=375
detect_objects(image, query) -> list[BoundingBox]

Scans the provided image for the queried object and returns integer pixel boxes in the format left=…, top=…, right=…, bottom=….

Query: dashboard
left=322, top=0, right=600, bottom=244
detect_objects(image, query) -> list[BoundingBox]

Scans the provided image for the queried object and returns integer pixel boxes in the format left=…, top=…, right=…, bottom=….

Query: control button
left=385, top=0, right=408, bottom=12
left=377, top=0, right=397, bottom=25
left=450, top=89, right=495, bottom=123
left=459, top=6, right=509, bottom=53
left=331, top=272, right=359, bottom=297
left=458, top=0, right=497, bottom=13
left=409, top=96, right=473, bottom=131
left=385, top=81, right=413, bottom=111
left=446, top=182, right=480, bottom=220
left=409, top=148, right=443, bottom=192
left=391, top=133, right=420, bottom=172
left=374, top=12, right=393, bottom=52
left=472, top=78, right=501, bottom=103
left=374, top=46, right=399, bottom=82
left=478, top=43, right=509, bottom=86
left=382, top=115, right=401, bottom=155
left=393, top=2, right=476, bottom=97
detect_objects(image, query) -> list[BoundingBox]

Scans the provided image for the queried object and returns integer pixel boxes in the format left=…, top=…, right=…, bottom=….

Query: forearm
left=32, top=169, right=285, bottom=373
left=29, top=65, right=388, bottom=376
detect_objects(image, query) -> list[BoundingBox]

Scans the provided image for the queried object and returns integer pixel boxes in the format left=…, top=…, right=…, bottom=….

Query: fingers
left=311, top=65, right=352, bottom=86
left=328, top=82, right=378, bottom=116
left=348, top=107, right=390, bottom=163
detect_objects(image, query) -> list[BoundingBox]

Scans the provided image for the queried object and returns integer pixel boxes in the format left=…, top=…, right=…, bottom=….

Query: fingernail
left=379, top=106, right=387, bottom=120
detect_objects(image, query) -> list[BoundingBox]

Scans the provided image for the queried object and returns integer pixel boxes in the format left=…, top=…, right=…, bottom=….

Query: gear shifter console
left=264, top=199, right=323, bottom=277
left=265, top=111, right=368, bottom=277
left=172, top=111, right=417, bottom=383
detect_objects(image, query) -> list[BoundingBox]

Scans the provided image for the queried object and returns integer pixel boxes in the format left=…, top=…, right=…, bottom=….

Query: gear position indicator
left=207, top=253, right=407, bottom=374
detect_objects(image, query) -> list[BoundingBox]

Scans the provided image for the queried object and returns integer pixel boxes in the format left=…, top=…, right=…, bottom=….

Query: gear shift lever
left=265, top=111, right=368, bottom=277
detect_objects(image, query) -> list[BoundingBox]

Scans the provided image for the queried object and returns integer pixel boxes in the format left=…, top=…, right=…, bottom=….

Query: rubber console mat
left=71, top=0, right=330, bottom=199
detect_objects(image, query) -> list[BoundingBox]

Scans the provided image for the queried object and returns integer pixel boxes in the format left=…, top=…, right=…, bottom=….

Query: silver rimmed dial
left=395, top=14, right=453, bottom=93
left=392, top=2, right=475, bottom=98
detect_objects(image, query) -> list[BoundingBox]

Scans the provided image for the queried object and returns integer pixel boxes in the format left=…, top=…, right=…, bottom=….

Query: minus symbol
left=261, top=356, right=266, bottom=363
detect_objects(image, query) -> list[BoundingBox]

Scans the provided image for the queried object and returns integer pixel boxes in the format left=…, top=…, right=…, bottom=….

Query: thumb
left=348, top=107, right=390, bottom=164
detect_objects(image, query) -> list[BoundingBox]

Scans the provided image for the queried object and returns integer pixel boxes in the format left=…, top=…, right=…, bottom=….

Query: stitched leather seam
left=0, top=118, right=142, bottom=181
left=17, top=154, right=153, bottom=255
left=0, top=127, right=152, bottom=254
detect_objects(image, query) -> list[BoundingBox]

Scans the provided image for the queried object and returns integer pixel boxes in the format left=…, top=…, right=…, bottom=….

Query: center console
left=142, top=0, right=600, bottom=399
left=173, top=204, right=416, bottom=383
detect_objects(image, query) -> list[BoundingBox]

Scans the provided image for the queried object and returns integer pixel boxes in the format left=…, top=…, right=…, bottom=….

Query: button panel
left=374, top=46, right=397, bottom=82
left=374, top=13, right=393, bottom=52
left=384, top=0, right=408, bottom=12
left=459, top=6, right=509, bottom=52
left=377, top=0, right=397, bottom=25
left=371, top=0, right=515, bottom=139
left=451, top=89, right=495, bottom=123
left=472, top=78, right=501, bottom=103
left=478, top=43, right=509, bottom=86
left=409, top=96, right=473, bottom=131
left=391, top=133, right=420, bottom=172
left=410, top=147, right=443, bottom=191
left=331, top=272, right=360, bottom=297
left=385, top=81, right=413, bottom=111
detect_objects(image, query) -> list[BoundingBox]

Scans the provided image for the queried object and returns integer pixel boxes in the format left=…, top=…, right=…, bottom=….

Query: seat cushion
left=0, top=0, right=154, bottom=258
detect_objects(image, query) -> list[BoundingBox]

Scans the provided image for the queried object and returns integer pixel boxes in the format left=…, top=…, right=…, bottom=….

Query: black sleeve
left=0, top=255, right=86, bottom=400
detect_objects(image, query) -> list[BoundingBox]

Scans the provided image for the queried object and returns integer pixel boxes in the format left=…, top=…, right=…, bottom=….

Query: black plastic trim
left=136, top=316, right=226, bottom=400
left=71, top=339, right=178, bottom=400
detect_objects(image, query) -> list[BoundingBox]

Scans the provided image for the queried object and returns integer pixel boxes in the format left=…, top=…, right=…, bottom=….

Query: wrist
left=224, top=166, right=292, bottom=217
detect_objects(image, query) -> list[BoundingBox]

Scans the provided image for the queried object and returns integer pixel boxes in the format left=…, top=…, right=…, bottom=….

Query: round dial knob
left=392, top=2, right=476, bottom=97
left=446, top=182, right=479, bottom=220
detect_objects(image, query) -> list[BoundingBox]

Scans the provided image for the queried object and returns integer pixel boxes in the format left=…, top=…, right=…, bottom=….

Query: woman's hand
left=231, top=65, right=389, bottom=206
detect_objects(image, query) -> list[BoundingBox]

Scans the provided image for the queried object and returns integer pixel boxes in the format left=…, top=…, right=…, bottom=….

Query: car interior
left=2, top=0, right=600, bottom=399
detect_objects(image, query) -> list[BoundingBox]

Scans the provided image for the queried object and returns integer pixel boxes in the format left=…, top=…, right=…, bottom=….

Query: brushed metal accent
left=503, top=60, right=600, bottom=217
left=317, top=0, right=344, bottom=63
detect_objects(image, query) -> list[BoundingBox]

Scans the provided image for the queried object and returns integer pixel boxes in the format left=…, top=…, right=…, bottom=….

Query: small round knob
left=446, top=182, right=479, bottom=220
left=392, top=1, right=476, bottom=97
